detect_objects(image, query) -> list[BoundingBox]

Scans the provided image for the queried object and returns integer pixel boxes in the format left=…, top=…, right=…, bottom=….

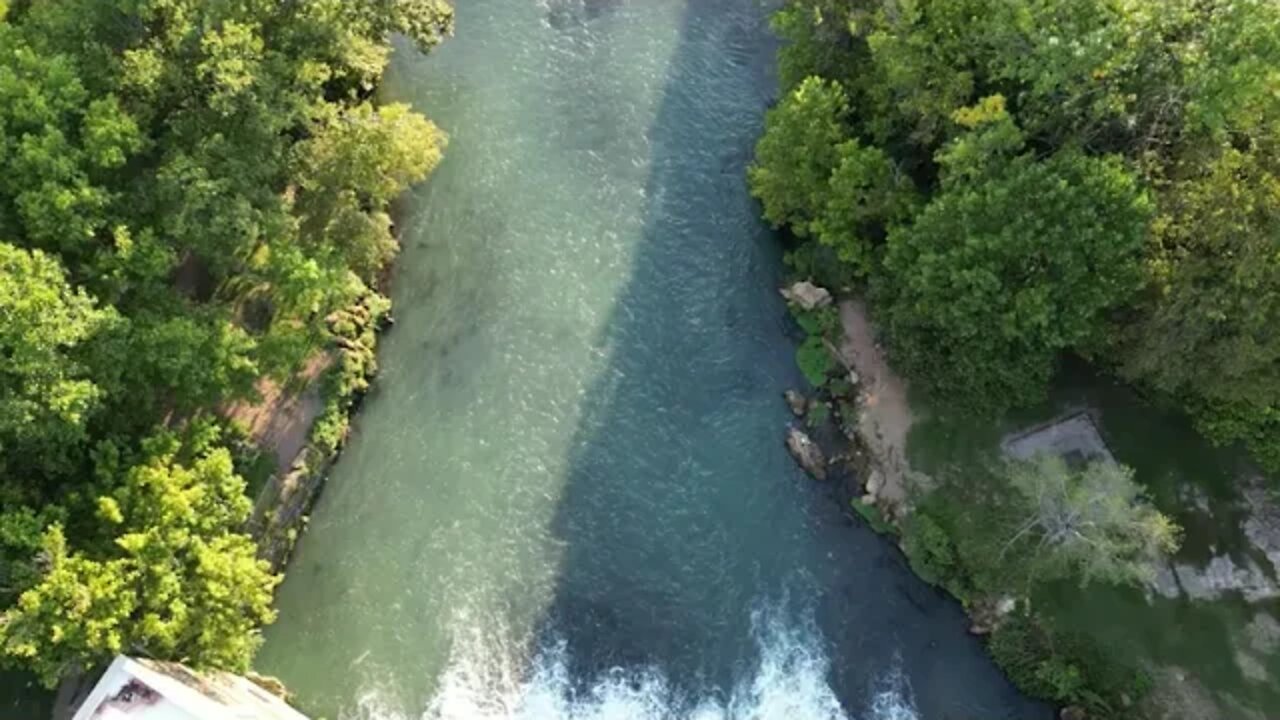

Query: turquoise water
left=256, top=1, right=1046, bottom=718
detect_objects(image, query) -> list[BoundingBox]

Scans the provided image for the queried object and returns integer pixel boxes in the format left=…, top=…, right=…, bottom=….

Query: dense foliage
left=751, top=0, right=1280, bottom=469
left=0, top=0, right=451, bottom=684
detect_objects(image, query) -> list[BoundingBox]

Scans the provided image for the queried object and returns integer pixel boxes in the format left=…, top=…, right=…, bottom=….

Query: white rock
left=780, top=281, right=833, bottom=311
left=865, top=469, right=884, bottom=496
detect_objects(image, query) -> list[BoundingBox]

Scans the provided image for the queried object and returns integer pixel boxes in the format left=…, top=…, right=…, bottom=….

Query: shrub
left=805, top=401, right=830, bottom=428
left=989, top=613, right=1151, bottom=717
left=901, top=511, right=971, bottom=601
left=793, top=306, right=840, bottom=338
left=851, top=498, right=895, bottom=535
left=796, top=335, right=835, bottom=387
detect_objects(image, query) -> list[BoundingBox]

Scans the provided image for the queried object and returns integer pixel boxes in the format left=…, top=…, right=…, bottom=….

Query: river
left=255, top=1, right=1048, bottom=718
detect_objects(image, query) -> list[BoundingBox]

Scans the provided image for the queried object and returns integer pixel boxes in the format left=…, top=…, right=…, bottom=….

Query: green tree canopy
left=0, top=436, right=278, bottom=686
left=0, top=242, right=114, bottom=478
left=749, top=76, right=850, bottom=237
left=0, top=0, right=451, bottom=685
left=878, top=117, right=1149, bottom=412
left=755, top=0, right=1280, bottom=468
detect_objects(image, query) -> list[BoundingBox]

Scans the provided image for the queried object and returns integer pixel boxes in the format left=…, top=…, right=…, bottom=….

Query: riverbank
left=241, top=290, right=391, bottom=571
left=796, top=287, right=1280, bottom=719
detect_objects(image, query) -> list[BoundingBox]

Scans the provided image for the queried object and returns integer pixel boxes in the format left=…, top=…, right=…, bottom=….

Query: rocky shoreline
left=779, top=287, right=914, bottom=523
left=247, top=290, right=392, bottom=572
left=779, top=280, right=1280, bottom=720
left=778, top=282, right=1069, bottom=715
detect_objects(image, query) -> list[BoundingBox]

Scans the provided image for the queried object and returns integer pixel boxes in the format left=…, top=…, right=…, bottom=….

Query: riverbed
left=254, top=1, right=1046, bottom=718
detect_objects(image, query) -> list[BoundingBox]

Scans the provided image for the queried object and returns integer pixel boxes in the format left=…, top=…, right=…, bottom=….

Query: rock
left=1060, top=706, right=1087, bottom=720
left=860, top=493, right=877, bottom=506
left=784, top=389, right=807, bottom=417
left=785, top=426, right=827, bottom=480
left=780, top=280, right=833, bottom=311
left=847, top=369, right=860, bottom=386
left=865, top=469, right=884, bottom=497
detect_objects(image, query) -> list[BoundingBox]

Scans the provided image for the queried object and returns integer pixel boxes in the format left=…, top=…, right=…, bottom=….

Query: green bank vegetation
left=754, top=0, right=1280, bottom=466
left=0, top=0, right=451, bottom=687
left=754, top=0, right=1280, bottom=714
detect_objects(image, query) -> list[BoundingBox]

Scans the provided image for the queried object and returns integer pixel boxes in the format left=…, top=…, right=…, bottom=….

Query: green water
left=910, top=359, right=1280, bottom=717
left=255, top=1, right=1045, bottom=718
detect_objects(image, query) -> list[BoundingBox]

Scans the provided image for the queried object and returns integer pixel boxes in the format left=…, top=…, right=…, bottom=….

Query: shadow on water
left=531, top=0, right=1051, bottom=718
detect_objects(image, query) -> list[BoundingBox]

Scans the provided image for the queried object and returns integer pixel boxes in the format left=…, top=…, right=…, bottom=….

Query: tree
left=0, top=527, right=137, bottom=686
left=0, top=0, right=453, bottom=686
left=383, top=0, right=455, bottom=53
left=878, top=132, right=1150, bottom=413
left=810, top=138, right=917, bottom=276
left=0, top=436, right=278, bottom=686
left=749, top=76, right=849, bottom=236
left=0, top=242, right=114, bottom=478
left=1003, top=455, right=1180, bottom=586
left=770, top=0, right=865, bottom=95
left=1114, top=146, right=1280, bottom=469
left=293, top=102, right=446, bottom=280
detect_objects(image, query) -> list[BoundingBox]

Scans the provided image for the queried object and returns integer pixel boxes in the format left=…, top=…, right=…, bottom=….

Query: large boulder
left=786, top=426, right=827, bottom=480
left=780, top=281, right=832, bottom=311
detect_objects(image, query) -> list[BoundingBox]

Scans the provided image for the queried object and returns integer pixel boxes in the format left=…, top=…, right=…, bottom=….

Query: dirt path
left=836, top=298, right=920, bottom=511
left=224, top=353, right=332, bottom=472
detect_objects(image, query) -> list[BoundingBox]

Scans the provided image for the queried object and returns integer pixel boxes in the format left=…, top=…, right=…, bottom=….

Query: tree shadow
left=533, top=0, right=1052, bottom=717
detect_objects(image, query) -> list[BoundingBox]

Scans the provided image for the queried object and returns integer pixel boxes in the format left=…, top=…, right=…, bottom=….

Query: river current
left=256, top=1, right=1048, bottom=718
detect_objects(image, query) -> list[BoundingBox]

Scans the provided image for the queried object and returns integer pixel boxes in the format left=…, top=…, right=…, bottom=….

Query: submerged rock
left=780, top=280, right=832, bottom=311
left=1148, top=479, right=1280, bottom=604
left=783, top=389, right=807, bottom=417
left=1060, top=707, right=1087, bottom=720
left=1172, top=555, right=1279, bottom=603
left=1243, top=483, right=1280, bottom=580
left=785, top=426, right=827, bottom=480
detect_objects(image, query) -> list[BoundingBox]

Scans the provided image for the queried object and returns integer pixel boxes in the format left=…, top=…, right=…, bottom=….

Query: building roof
left=71, top=656, right=309, bottom=720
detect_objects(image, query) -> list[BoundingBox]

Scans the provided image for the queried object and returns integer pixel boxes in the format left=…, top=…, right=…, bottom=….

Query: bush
left=901, top=511, right=972, bottom=601
left=805, top=401, right=830, bottom=428
left=851, top=498, right=895, bottom=535
left=793, top=306, right=840, bottom=338
left=796, top=336, right=835, bottom=387
left=989, top=613, right=1151, bottom=717
left=783, top=243, right=860, bottom=292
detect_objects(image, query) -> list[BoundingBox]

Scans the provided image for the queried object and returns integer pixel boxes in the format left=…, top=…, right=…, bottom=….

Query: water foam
left=345, top=605, right=918, bottom=720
